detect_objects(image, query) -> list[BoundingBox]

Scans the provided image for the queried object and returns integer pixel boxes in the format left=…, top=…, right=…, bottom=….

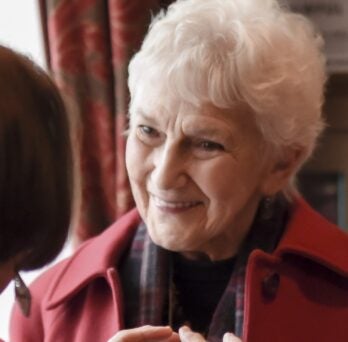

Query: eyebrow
left=190, top=125, right=221, bottom=135
left=135, top=109, right=157, bottom=119
left=132, top=109, right=233, bottom=141
left=186, top=129, right=234, bottom=148
left=185, top=123, right=231, bottom=137
left=189, top=127, right=224, bottom=136
left=130, top=110, right=158, bottom=124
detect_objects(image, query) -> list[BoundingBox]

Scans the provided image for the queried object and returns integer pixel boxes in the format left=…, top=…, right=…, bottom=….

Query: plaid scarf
left=120, top=195, right=288, bottom=341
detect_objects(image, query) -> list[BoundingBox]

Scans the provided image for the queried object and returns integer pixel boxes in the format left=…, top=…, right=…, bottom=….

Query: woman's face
left=126, top=101, right=275, bottom=261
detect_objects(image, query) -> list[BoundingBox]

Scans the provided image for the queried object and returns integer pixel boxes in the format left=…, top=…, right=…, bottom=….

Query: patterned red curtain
left=38, top=0, right=173, bottom=244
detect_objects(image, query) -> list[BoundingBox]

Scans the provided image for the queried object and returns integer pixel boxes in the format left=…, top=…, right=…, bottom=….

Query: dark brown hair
left=0, top=45, right=73, bottom=270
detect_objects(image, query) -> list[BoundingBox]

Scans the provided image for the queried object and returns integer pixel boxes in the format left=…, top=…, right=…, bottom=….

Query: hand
left=107, top=325, right=180, bottom=342
left=178, top=326, right=242, bottom=342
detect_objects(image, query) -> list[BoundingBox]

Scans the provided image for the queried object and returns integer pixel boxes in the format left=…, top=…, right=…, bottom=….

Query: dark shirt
left=172, top=253, right=236, bottom=335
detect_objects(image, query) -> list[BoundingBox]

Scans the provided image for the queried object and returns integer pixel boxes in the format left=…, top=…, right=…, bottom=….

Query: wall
left=302, top=74, right=348, bottom=229
left=0, top=1, right=45, bottom=68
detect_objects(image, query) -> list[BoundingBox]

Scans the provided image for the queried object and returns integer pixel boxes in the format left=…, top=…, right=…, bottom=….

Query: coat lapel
left=45, top=208, right=141, bottom=309
left=275, top=197, right=348, bottom=276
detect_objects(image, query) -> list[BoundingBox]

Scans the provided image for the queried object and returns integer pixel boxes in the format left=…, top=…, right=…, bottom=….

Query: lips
left=151, top=195, right=202, bottom=209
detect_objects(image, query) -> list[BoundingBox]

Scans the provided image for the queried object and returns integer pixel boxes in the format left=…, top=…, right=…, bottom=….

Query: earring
left=261, top=196, right=274, bottom=220
left=14, top=272, right=31, bottom=317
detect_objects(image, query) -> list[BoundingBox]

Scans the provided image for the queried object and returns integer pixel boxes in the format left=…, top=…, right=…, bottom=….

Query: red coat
left=10, top=199, right=348, bottom=342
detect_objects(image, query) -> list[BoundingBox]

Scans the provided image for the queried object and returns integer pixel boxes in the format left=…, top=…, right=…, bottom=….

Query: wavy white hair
left=128, top=0, right=327, bottom=188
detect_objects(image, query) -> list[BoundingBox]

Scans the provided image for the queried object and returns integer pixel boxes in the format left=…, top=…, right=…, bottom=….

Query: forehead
left=131, top=85, right=250, bottom=119
left=128, top=76, right=261, bottom=136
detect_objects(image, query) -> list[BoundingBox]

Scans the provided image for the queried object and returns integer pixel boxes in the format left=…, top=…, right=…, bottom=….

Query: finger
left=223, top=332, right=242, bottom=342
left=157, top=331, right=181, bottom=342
left=166, top=331, right=181, bottom=342
left=179, top=326, right=206, bottom=342
left=108, top=326, right=173, bottom=342
left=140, top=326, right=174, bottom=340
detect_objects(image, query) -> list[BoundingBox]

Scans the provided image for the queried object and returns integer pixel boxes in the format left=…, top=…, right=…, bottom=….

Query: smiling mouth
left=152, top=195, right=202, bottom=210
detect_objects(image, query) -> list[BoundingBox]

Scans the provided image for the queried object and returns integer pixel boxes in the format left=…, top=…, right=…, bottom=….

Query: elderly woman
left=0, top=46, right=73, bottom=310
left=11, top=0, right=348, bottom=341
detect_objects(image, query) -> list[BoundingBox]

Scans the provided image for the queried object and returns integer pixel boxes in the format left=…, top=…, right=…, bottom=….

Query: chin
left=153, top=238, right=177, bottom=251
left=155, top=238, right=197, bottom=256
left=149, top=233, right=182, bottom=252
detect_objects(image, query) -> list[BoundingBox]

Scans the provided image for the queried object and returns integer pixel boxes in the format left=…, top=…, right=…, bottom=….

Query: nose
left=151, top=141, right=187, bottom=190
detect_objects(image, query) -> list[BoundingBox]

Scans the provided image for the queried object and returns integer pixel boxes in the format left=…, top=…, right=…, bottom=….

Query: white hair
left=128, top=0, right=327, bottom=187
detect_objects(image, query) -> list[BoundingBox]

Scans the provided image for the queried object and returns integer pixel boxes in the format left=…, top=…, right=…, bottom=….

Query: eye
left=139, top=125, right=158, bottom=136
left=198, top=140, right=225, bottom=151
left=136, top=125, right=161, bottom=145
left=192, top=139, right=225, bottom=159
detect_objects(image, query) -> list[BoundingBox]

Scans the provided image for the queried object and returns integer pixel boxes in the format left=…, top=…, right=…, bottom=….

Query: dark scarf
left=120, top=195, right=289, bottom=341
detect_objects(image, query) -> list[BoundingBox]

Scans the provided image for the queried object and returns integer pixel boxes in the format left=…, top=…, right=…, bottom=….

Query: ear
left=260, top=147, right=304, bottom=196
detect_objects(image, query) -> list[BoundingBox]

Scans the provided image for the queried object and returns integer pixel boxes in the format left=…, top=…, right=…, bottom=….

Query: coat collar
left=46, top=198, right=348, bottom=308
left=45, top=208, right=141, bottom=309
left=275, top=197, right=348, bottom=277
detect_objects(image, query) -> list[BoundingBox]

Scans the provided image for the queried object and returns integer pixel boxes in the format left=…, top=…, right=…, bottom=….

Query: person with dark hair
left=0, top=45, right=74, bottom=318
left=10, top=0, right=348, bottom=341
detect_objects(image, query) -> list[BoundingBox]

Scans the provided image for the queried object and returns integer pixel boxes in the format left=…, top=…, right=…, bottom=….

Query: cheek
left=199, top=163, right=255, bottom=219
left=125, top=136, right=147, bottom=181
left=126, top=137, right=151, bottom=215
left=194, top=161, right=236, bottom=202
left=206, top=158, right=259, bottom=198
left=125, top=137, right=136, bottom=177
